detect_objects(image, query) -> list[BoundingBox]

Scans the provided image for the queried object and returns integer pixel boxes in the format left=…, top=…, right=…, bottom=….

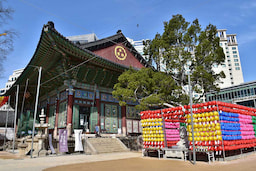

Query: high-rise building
left=216, top=29, right=244, bottom=88
left=67, top=33, right=98, bottom=44
left=126, top=37, right=148, bottom=59
left=0, top=68, right=24, bottom=111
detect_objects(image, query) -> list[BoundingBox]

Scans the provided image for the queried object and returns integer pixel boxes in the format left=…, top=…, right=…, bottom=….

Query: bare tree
left=0, top=0, right=16, bottom=77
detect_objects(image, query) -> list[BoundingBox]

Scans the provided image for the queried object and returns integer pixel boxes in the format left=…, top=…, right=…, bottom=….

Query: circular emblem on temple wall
left=114, top=46, right=127, bottom=60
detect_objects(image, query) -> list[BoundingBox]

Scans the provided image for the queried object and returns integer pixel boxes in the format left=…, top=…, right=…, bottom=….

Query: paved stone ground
left=0, top=151, right=141, bottom=171
left=1, top=151, right=256, bottom=171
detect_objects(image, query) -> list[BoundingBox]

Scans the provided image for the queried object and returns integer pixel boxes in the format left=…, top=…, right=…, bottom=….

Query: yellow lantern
left=214, top=116, right=219, bottom=121
left=217, top=130, right=222, bottom=135
left=188, top=137, right=193, bottom=141
left=216, top=125, right=221, bottom=130
left=205, top=112, right=209, bottom=117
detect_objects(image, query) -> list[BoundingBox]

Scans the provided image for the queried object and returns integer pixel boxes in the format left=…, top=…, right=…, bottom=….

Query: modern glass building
left=206, top=81, right=256, bottom=108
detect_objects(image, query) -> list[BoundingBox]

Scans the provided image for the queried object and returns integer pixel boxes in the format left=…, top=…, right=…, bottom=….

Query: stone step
left=88, top=138, right=128, bottom=154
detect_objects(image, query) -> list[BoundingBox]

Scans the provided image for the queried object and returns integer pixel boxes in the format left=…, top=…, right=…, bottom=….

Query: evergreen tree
left=112, top=68, right=187, bottom=110
left=113, top=14, right=225, bottom=109
left=145, top=14, right=225, bottom=102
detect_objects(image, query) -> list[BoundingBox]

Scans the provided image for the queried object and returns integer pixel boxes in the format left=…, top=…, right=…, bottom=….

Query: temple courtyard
left=0, top=151, right=256, bottom=171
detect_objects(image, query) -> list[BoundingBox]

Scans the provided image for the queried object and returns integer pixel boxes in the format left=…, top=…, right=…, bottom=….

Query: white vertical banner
left=133, top=120, right=138, bottom=133
left=74, top=129, right=83, bottom=152
left=126, top=120, right=132, bottom=133
left=139, top=120, right=142, bottom=133
left=49, top=134, right=56, bottom=154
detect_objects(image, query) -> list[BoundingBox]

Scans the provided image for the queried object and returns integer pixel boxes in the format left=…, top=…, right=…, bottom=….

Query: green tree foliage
left=0, top=1, right=16, bottom=77
left=113, top=14, right=225, bottom=109
left=112, top=68, right=188, bottom=111
left=145, top=14, right=225, bottom=102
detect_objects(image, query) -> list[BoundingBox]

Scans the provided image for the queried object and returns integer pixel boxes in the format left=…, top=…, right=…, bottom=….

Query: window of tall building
left=233, top=55, right=238, bottom=58
left=233, top=51, right=237, bottom=54
left=227, top=55, right=230, bottom=58
left=235, top=63, right=239, bottom=66
left=235, top=67, right=240, bottom=70
left=220, top=43, right=222, bottom=46
left=226, top=47, right=228, bottom=50
left=237, top=91, right=240, bottom=97
left=222, top=64, right=226, bottom=67
left=226, top=51, right=229, bottom=53
left=232, top=47, right=236, bottom=50
left=234, top=59, right=238, bottom=62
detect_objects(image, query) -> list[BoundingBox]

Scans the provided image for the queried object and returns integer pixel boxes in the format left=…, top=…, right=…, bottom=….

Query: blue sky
left=1, top=0, right=256, bottom=88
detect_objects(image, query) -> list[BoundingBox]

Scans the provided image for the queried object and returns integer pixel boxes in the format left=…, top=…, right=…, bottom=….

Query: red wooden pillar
left=121, top=106, right=126, bottom=135
left=67, top=86, right=74, bottom=137
left=54, top=95, right=60, bottom=139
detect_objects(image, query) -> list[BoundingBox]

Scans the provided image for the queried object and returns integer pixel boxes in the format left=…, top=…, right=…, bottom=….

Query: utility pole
left=31, top=66, right=42, bottom=158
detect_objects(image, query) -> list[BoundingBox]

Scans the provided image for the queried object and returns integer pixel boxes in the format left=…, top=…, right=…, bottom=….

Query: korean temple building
left=6, top=21, right=151, bottom=138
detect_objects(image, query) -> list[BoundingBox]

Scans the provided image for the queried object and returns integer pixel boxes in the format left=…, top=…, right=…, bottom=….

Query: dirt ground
left=45, top=154, right=256, bottom=171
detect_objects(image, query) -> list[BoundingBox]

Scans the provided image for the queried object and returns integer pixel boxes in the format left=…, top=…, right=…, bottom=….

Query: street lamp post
left=13, top=85, right=19, bottom=153
left=30, top=66, right=42, bottom=158
left=188, top=72, right=196, bottom=164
